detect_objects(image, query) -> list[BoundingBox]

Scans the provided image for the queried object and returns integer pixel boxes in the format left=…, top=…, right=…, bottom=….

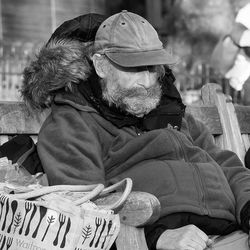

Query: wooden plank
left=95, top=191, right=161, bottom=227
left=116, top=224, right=148, bottom=250
left=0, top=102, right=224, bottom=136
left=0, top=102, right=48, bottom=134
left=186, top=105, right=222, bottom=135
left=235, top=105, right=250, bottom=134
left=242, top=134, right=250, bottom=153
left=0, top=135, right=9, bottom=145
left=201, top=83, right=245, bottom=162
left=234, top=105, right=250, bottom=153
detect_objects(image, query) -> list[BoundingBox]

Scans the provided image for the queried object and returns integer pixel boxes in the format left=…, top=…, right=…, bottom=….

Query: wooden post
left=201, top=83, right=245, bottom=162
left=116, top=225, right=148, bottom=250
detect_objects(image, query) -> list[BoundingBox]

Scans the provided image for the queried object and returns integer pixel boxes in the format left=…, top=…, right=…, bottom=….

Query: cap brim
left=105, top=49, right=179, bottom=67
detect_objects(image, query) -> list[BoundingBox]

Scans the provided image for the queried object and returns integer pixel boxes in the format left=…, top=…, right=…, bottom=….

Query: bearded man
left=22, top=11, right=250, bottom=250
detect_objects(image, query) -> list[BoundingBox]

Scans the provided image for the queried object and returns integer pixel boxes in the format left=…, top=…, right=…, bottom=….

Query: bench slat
left=235, top=106, right=250, bottom=134
left=186, top=105, right=222, bottom=135
left=0, top=102, right=47, bottom=134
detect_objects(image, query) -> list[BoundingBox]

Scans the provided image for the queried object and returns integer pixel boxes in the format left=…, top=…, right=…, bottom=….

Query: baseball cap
left=46, top=13, right=107, bottom=45
left=94, top=10, right=178, bottom=67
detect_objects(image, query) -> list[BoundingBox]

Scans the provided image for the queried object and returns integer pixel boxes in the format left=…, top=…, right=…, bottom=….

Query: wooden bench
left=187, top=83, right=250, bottom=163
left=0, top=82, right=250, bottom=249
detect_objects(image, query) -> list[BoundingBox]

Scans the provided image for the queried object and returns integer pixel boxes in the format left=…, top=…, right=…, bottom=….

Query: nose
left=136, top=69, right=154, bottom=89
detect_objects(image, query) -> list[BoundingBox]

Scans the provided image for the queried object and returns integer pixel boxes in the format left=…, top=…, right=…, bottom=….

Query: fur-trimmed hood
left=21, top=39, right=93, bottom=110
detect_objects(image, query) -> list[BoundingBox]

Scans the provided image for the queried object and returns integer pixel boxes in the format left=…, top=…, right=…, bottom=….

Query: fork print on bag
left=0, top=177, right=129, bottom=250
left=53, top=213, right=66, bottom=246
left=89, top=217, right=102, bottom=247
left=60, top=217, right=71, bottom=248
left=6, top=236, right=13, bottom=250
left=19, top=201, right=32, bottom=235
left=25, top=203, right=37, bottom=236
left=0, top=196, right=7, bottom=222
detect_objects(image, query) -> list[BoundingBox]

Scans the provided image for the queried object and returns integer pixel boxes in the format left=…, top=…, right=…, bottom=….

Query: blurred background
left=0, top=0, right=250, bottom=104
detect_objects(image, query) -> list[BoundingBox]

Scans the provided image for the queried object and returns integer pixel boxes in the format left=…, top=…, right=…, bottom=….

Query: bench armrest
left=95, top=191, right=161, bottom=227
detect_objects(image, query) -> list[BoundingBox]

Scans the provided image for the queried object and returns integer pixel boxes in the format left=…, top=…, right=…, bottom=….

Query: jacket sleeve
left=37, top=105, right=105, bottom=186
left=185, top=113, right=250, bottom=223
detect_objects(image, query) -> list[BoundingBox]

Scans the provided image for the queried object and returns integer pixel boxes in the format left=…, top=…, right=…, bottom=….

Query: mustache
left=118, top=82, right=161, bottom=98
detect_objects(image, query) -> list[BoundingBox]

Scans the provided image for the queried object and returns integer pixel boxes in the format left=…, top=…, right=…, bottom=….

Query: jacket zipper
left=194, top=164, right=209, bottom=215
left=167, top=128, right=208, bottom=215
left=166, top=128, right=188, bottom=160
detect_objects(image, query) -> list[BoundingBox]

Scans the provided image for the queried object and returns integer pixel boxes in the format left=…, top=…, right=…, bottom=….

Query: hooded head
left=21, top=13, right=106, bottom=110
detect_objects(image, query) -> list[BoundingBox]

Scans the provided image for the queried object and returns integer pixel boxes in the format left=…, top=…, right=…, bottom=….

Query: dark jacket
left=22, top=38, right=250, bottom=231
left=37, top=91, right=250, bottom=225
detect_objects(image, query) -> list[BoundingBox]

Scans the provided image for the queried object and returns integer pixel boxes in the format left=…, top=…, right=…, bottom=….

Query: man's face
left=100, top=60, right=163, bottom=117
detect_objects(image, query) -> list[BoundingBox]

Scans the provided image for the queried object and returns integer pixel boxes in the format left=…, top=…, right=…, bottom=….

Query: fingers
left=195, top=226, right=209, bottom=242
left=186, top=225, right=209, bottom=249
left=156, top=224, right=211, bottom=250
left=193, top=225, right=211, bottom=248
left=188, top=238, right=208, bottom=250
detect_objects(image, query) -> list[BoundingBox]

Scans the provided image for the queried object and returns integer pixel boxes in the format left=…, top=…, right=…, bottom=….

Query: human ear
left=92, top=54, right=107, bottom=78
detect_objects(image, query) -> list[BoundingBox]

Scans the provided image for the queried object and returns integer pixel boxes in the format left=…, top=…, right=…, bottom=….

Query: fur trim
left=21, top=39, right=93, bottom=110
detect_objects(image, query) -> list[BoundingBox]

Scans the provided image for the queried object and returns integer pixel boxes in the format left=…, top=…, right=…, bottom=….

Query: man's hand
left=156, top=224, right=213, bottom=250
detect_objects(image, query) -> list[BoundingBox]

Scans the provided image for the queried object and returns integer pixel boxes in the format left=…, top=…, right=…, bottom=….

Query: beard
left=100, top=78, right=162, bottom=117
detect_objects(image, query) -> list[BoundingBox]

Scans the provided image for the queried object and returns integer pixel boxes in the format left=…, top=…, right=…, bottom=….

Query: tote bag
left=0, top=178, right=132, bottom=250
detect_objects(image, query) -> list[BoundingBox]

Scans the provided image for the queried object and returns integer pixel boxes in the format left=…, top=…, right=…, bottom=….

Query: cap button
left=122, top=10, right=128, bottom=13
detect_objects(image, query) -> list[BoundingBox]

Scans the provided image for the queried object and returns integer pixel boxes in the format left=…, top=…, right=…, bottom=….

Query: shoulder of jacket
left=53, top=93, right=98, bottom=114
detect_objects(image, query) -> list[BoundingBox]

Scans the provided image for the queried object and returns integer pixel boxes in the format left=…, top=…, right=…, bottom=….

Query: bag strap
left=10, top=184, right=104, bottom=200
left=73, top=178, right=132, bottom=210
left=9, top=178, right=133, bottom=211
left=100, top=178, right=133, bottom=210
left=102, top=178, right=132, bottom=210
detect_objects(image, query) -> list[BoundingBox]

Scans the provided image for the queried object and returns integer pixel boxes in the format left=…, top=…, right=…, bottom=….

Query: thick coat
left=37, top=92, right=250, bottom=224
left=22, top=39, right=250, bottom=227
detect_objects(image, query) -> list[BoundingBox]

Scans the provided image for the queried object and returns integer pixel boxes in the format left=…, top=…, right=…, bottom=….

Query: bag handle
left=10, top=184, right=104, bottom=200
left=9, top=178, right=133, bottom=210
left=98, top=178, right=133, bottom=210
left=106, top=178, right=132, bottom=210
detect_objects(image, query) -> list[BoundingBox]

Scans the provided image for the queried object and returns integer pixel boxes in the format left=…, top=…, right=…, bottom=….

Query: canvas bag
left=0, top=178, right=132, bottom=250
